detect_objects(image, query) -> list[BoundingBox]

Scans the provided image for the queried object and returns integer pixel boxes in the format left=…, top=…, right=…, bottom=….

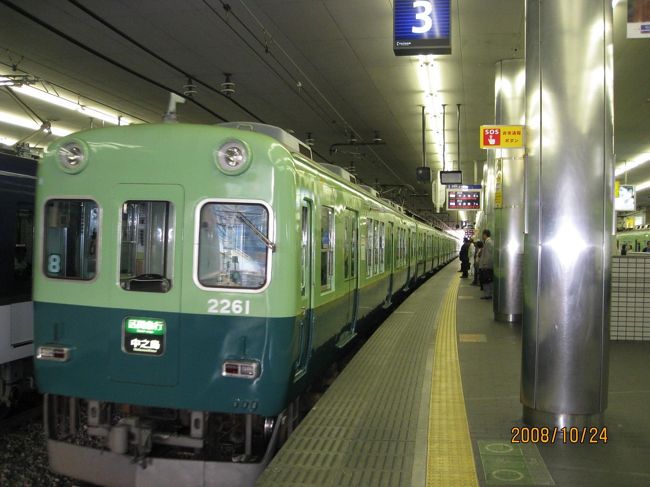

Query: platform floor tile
left=257, top=265, right=460, bottom=487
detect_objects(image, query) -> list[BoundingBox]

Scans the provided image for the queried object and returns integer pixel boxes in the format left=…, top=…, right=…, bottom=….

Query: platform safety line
left=426, top=278, right=479, bottom=487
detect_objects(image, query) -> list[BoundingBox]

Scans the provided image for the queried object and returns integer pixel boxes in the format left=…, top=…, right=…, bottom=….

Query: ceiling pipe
left=442, top=104, right=447, bottom=171
left=421, top=105, right=426, bottom=168
left=457, top=104, right=461, bottom=171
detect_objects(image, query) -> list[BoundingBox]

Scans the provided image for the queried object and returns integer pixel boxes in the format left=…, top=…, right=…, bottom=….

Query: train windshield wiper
left=237, top=212, right=276, bottom=252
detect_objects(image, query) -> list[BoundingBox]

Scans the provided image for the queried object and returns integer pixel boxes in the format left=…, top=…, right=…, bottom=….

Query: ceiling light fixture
left=9, top=84, right=132, bottom=125
left=416, top=55, right=445, bottom=161
left=615, top=152, right=650, bottom=177
left=0, top=110, right=72, bottom=137
left=636, top=179, right=650, bottom=192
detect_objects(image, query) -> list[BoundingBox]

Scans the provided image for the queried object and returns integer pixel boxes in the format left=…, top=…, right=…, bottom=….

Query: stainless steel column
left=493, top=60, right=525, bottom=323
left=522, top=0, right=614, bottom=427
left=484, top=153, right=496, bottom=235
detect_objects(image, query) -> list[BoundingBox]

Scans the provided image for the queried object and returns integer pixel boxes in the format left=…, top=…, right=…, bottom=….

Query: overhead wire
left=64, top=0, right=333, bottom=161
left=232, top=0, right=410, bottom=187
left=0, top=0, right=229, bottom=122
left=200, top=0, right=334, bottom=127
left=65, top=0, right=264, bottom=124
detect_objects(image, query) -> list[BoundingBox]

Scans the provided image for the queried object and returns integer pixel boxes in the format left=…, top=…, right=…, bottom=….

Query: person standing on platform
left=472, top=240, right=483, bottom=286
left=479, top=229, right=494, bottom=299
left=467, top=238, right=475, bottom=279
left=459, top=238, right=471, bottom=278
left=643, top=241, right=650, bottom=253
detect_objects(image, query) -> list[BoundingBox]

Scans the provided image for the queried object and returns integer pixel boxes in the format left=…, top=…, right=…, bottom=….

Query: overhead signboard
left=394, top=0, right=452, bottom=56
left=446, top=186, right=482, bottom=211
left=627, top=0, right=650, bottom=38
left=615, top=182, right=636, bottom=212
left=480, top=125, right=524, bottom=149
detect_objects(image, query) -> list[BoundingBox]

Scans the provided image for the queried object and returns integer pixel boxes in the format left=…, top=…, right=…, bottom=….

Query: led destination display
left=446, top=188, right=482, bottom=211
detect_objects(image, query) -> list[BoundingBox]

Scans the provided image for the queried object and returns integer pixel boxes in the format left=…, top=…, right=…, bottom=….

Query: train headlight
left=215, top=140, right=251, bottom=175
left=57, top=141, right=88, bottom=174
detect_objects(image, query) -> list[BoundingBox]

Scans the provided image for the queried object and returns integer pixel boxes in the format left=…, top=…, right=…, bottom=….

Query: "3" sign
left=412, top=1, right=434, bottom=34
left=394, top=0, right=452, bottom=56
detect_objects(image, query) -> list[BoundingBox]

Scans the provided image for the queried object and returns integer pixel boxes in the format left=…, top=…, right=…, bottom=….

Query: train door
left=295, top=200, right=313, bottom=379
left=108, top=184, right=184, bottom=386
left=337, top=208, right=358, bottom=348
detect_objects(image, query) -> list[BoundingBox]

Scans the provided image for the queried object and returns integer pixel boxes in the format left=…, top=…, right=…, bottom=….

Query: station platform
left=256, top=263, right=650, bottom=487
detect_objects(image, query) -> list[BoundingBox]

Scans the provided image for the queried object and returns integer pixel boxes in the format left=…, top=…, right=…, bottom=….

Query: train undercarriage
left=44, top=394, right=299, bottom=487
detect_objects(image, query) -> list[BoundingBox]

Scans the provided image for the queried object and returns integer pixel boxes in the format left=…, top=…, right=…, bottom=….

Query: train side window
left=301, top=205, right=309, bottom=296
left=43, top=199, right=99, bottom=280
left=320, top=206, right=334, bottom=291
left=366, top=219, right=374, bottom=277
left=344, top=217, right=350, bottom=280
left=198, top=202, right=269, bottom=290
left=351, top=219, right=358, bottom=279
left=1, top=204, right=34, bottom=304
left=120, top=201, right=174, bottom=292
left=379, top=222, right=385, bottom=273
left=373, top=220, right=379, bottom=275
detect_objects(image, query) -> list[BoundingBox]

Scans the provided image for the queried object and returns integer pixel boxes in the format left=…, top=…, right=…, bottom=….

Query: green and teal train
left=33, top=122, right=458, bottom=486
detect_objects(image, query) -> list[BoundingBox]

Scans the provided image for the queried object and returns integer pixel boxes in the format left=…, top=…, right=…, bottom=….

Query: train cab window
left=43, top=200, right=99, bottom=280
left=198, top=202, right=270, bottom=290
left=320, top=207, right=334, bottom=291
left=120, top=201, right=174, bottom=292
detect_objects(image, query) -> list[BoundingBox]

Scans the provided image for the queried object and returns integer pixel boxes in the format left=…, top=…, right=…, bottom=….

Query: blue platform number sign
left=394, top=0, right=452, bottom=56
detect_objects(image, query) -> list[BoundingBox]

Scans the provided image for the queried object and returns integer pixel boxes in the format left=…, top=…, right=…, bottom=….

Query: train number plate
left=123, top=317, right=166, bottom=356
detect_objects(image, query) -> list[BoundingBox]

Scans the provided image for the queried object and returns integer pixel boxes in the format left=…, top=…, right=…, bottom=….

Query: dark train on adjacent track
left=32, top=122, right=458, bottom=486
left=0, top=151, right=36, bottom=417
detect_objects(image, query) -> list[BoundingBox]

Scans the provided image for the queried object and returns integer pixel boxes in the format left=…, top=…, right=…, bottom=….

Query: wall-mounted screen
left=615, top=184, right=636, bottom=212
left=440, top=170, right=462, bottom=185
left=446, top=188, right=482, bottom=211
left=394, top=0, right=452, bottom=56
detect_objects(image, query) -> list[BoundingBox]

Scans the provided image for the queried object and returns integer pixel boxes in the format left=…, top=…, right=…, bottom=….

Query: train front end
left=33, top=124, right=301, bottom=487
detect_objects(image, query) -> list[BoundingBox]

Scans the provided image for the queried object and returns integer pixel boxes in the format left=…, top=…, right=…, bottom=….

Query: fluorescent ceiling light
left=615, top=152, right=650, bottom=177
left=0, top=110, right=72, bottom=137
left=12, top=85, right=132, bottom=125
left=416, top=55, right=445, bottom=162
left=637, top=179, right=650, bottom=192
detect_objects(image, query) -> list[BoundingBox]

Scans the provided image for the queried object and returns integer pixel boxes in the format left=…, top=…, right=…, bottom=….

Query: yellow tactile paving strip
left=427, top=278, right=479, bottom=487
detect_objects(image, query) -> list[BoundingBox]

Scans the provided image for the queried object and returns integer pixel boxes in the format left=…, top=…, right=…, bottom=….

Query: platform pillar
left=521, top=0, right=614, bottom=428
left=493, top=59, right=525, bottom=323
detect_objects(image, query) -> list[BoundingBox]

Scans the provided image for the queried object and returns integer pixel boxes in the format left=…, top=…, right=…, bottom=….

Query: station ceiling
left=0, top=0, right=648, bottom=212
